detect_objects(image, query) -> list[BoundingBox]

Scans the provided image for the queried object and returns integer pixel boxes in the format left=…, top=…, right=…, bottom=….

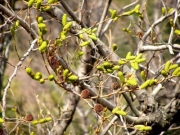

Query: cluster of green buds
left=54, top=14, right=73, bottom=47
left=62, top=68, right=79, bottom=83
left=31, top=117, right=52, bottom=125
left=25, top=67, right=44, bottom=84
left=38, top=40, right=48, bottom=53
left=36, top=17, right=49, bottom=53
left=37, top=16, right=47, bottom=36
left=97, top=61, right=121, bottom=74
left=10, top=20, right=19, bottom=36
left=25, top=67, right=55, bottom=84
left=120, top=72, right=138, bottom=87
left=161, top=7, right=174, bottom=16
left=118, top=52, right=146, bottom=70
left=126, top=76, right=138, bottom=87
left=139, top=79, right=158, bottom=90
left=76, top=27, right=98, bottom=57
left=78, top=27, right=98, bottom=41
left=27, top=0, right=50, bottom=11
left=121, top=4, right=143, bottom=19
left=109, top=9, right=119, bottom=21
left=161, top=60, right=180, bottom=77
left=122, top=22, right=132, bottom=34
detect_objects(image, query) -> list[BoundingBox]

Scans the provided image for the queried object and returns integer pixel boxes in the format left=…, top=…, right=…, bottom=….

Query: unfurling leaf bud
left=112, top=65, right=120, bottom=70
left=112, top=44, right=117, bottom=51
left=172, top=67, right=180, bottom=76
left=139, top=80, right=150, bottom=89
left=38, top=23, right=46, bottom=29
left=164, top=60, right=171, bottom=72
left=67, top=75, right=78, bottom=82
left=36, top=0, right=42, bottom=9
left=117, top=71, right=125, bottom=83
left=31, top=120, right=39, bottom=125
left=97, top=65, right=104, bottom=71
left=134, top=125, right=152, bottom=131
left=109, top=9, right=117, bottom=19
left=48, top=0, right=58, bottom=4
left=26, top=67, right=33, bottom=75
left=126, top=79, right=137, bottom=86
left=78, top=51, right=84, bottom=57
left=80, top=41, right=90, bottom=47
left=130, top=62, right=139, bottom=70
left=48, top=74, right=54, bottom=81
left=118, top=60, right=126, bottom=65
left=62, top=14, right=67, bottom=27
left=174, top=29, right=180, bottom=36
left=136, top=58, right=146, bottom=63
left=63, top=22, right=72, bottom=31
left=112, top=107, right=126, bottom=116
left=39, top=78, right=45, bottom=84
left=161, top=69, right=168, bottom=77
left=103, top=61, right=111, bottom=69
left=169, top=64, right=178, bottom=70
left=88, top=34, right=98, bottom=41
left=140, top=70, right=146, bottom=80
left=136, top=53, right=143, bottom=60
left=38, top=16, right=43, bottom=23
left=63, top=69, right=69, bottom=79
left=39, top=41, right=47, bottom=53
left=28, top=0, right=35, bottom=7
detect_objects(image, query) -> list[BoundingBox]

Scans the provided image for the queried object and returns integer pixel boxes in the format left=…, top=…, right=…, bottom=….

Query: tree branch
left=140, top=44, right=180, bottom=52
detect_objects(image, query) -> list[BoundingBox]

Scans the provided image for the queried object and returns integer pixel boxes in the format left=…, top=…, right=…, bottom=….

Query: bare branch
left=96, top=0, right=112, bottom=37
left=59, top=0, right=87, bottom=28
left=2, top=38, right=37, bottom=131
left=140, top=44, right=180, bottom=52
left=0, top=4, right=37, bottom=39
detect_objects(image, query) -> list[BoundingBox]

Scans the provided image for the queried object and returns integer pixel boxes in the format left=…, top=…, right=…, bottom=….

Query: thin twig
left=100, top=0, right=139, bottom=37
left=140, top=44, right=180, bottom=52
left=2, top=39, right=37, bottom=130
left=60, top=0, right=87, bottom=28
left=96, top=0, right=112, bottom=37
left=136, top=8, right=177, bottom=54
